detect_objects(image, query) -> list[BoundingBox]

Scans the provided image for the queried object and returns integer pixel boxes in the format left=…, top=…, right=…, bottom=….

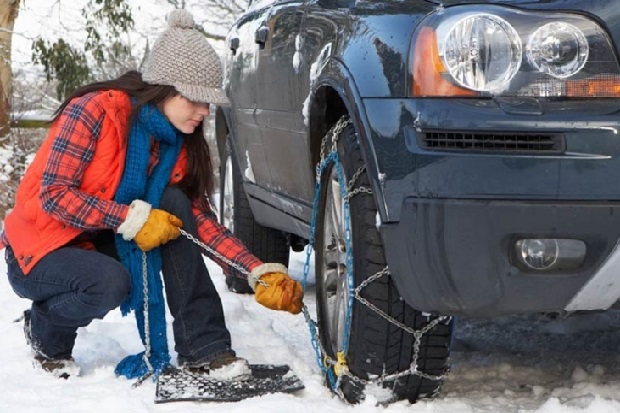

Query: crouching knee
left=160, top=186, right=192, bottom=219
left=97, top=270, right=131, bottom=312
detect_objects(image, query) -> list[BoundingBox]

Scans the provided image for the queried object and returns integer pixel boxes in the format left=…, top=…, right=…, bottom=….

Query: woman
left=1, top=10, right=303, bottom=381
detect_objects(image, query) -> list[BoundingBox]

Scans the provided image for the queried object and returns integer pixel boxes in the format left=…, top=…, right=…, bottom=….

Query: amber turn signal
left=411, top=27, right=477, bottom=98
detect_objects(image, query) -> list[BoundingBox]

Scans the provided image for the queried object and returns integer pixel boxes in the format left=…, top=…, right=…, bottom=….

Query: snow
left=200, top=357, right=251, bottom=382
left=244, top=150, right=255, bottom=182
left=2, top=247, right=620, bottom=412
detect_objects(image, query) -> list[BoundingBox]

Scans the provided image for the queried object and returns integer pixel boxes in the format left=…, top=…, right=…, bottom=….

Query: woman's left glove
left=250, top=264, right=304, bottom=314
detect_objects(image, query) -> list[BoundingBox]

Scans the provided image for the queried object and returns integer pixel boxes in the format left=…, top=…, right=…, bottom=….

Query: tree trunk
left=0, top=0, right=19, bottom=137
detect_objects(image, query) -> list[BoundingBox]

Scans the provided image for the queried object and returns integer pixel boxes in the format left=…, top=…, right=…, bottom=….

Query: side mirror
left=229, top=37, right=240, bottom=55
left=255, top=26, right=270, bottom=48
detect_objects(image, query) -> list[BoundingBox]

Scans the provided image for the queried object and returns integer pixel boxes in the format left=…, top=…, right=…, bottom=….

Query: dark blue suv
left=216, top=0, right=620, bottom=404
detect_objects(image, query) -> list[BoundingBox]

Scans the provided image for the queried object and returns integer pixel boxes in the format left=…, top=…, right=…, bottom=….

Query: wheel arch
left=308, top=59, right=387, bottom=220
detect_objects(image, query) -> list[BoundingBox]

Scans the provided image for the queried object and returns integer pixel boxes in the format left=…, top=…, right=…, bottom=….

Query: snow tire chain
left=179, top=229, right=269, bottom=287
left=312, top=117, right=451, bottom=398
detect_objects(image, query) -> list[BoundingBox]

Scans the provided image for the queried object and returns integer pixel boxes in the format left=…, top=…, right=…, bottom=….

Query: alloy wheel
left=320, top=165, right=350, bottom=354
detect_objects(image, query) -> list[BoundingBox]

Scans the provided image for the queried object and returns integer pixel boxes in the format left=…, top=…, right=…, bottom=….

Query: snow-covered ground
left=2, top=246, right=620, bottom=413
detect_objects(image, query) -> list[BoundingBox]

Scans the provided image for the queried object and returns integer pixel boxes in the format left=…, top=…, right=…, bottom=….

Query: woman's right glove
left=117, top=200, right=183, bottom=252
left=250, top=263, right=304, bottom=314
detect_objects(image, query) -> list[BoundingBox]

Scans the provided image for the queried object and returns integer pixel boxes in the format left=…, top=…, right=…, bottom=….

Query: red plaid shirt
left=1, top=92, right=261, bottom=278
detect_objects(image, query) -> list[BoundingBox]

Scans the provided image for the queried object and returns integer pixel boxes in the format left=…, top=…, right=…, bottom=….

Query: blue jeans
left=6, top=186, right=233, bottom=363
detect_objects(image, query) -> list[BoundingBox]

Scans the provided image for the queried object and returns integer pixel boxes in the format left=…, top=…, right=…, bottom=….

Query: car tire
left=315, top=118, right=454, bottom=403
left=219, top=137, right=290, bottom=293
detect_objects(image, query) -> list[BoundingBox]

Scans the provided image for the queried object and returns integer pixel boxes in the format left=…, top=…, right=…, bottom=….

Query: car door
left=252, top=0, right=313, bottom=202
left=224, top=0, right=276, bottom=192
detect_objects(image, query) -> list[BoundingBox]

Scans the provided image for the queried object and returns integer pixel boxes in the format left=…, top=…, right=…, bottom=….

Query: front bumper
left=361, top=97, right=620, bottom=317
left=381, top=198, right=620, bottom=317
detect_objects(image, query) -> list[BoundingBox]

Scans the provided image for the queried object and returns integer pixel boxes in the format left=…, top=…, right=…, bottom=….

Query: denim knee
left=106, top=272, right=131, bottom=310
left=160, top=186, right=192, bottom=218
left=90, top=269, right=131, bottom=315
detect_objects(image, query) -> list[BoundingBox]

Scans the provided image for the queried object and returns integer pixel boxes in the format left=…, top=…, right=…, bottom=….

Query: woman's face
left=160, top=94, right=210, bottom=134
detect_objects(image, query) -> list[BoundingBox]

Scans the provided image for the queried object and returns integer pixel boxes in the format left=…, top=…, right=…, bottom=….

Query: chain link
left=320, top=118, right=351, bottom=163
left=347, top=165, right=366, bottom=191
left=344, top=166, right=372, bottom=201
left=353, top=268, right=450, bottom=383
left=178, top=229, right=269, bottom=288
left=131, top=252, right=154, bottom=388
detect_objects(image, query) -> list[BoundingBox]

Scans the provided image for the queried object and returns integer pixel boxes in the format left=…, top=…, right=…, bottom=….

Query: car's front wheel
left=315, top=118, right=454, bottom=403
left=218, top=137, right=290, bottom=293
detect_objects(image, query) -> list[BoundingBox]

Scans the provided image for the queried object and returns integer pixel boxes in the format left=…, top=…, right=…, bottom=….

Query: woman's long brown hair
left=54, top=70, right=214, bottom=209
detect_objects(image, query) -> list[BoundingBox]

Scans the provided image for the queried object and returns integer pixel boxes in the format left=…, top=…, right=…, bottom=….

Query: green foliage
left=31, top=38, right=90, bottom=101
left=83, top=0, right=134, bottom=67
left=31, top=0, right=135, bottom=100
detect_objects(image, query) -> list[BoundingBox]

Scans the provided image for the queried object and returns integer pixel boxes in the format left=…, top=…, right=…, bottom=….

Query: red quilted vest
left=5, top=90, right=188, bottom=274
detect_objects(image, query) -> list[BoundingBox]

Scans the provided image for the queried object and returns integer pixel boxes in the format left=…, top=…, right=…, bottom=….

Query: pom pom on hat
left=142, top=9, right=229, bottom=106
left=167, top=9, right=195, bottom=29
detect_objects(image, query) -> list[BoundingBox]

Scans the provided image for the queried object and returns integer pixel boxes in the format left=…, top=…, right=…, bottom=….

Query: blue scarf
left=113, top=103, right=183, bottom=380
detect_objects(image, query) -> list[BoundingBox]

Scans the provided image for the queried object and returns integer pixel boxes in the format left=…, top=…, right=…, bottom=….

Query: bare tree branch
left=160, top=0, right=249, bottom=41
left=211, top=0, right=237, bottom=16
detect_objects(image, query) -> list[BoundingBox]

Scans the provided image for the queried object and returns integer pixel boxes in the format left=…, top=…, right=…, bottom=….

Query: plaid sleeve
left=193, top=199, right=262, bottom=280
left=40, top=93, right=129, bottom=230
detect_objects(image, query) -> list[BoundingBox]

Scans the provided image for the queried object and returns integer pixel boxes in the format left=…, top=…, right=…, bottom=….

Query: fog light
left=516, top=238, right=586, bottom=271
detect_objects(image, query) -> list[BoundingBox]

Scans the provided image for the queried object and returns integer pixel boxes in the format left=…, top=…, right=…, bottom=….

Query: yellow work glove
left=133, top=209, right=183, bottom=252
left=251, top=264, right=304, bottom=314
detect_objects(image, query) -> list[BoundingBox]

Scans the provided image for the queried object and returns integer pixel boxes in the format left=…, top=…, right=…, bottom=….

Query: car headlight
left=441, top=14, right=522, bottom=92
left=526, top=22, right=588, bottom=79
left=411, top=5, right=620, bottom=98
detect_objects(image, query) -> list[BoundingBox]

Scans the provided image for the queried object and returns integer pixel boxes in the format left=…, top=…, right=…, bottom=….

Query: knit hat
left=143, top=9, right=229, bottom=106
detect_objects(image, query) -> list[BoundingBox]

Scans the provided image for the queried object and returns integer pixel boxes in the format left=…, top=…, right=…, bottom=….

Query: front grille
left=419, top=131, right=565, bottom=154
